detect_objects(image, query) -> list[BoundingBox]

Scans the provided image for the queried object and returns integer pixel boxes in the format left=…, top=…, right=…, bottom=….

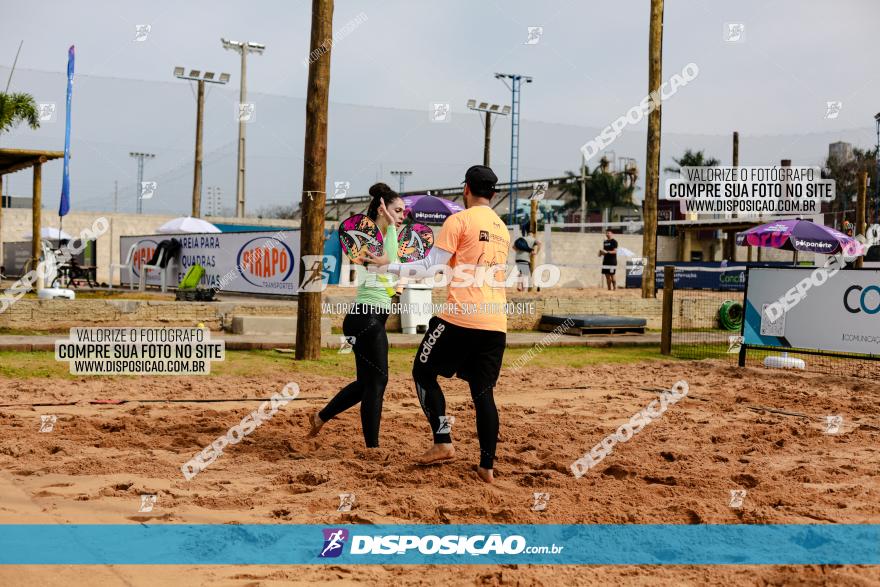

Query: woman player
left=307, top=183, right=405, bottom=447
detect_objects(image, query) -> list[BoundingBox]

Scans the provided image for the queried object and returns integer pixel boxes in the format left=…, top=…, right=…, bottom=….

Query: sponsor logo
left=843, top=284, right=880, bottom=314
left=131, top=239, right=159, bottom=278
left=419, top=323, right=446, bottom=363
left=793, top=239, right=834, bottom=250
left=319, top=528, right=349, bottom=558
left=236, top=237, right=295, bottom=287
left=479, top=230, right=489, bottom=242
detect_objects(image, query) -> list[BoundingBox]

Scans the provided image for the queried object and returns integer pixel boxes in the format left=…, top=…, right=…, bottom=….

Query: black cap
left=463, top=165, right=498, bottom=196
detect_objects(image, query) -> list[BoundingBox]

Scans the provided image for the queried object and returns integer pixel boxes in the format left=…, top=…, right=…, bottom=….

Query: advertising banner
left=120, top=230, right=301, bottom=295
left=743, top=267, right=880, bottom=356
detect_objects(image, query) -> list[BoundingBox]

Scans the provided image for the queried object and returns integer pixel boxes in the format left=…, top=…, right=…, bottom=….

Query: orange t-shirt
left=435, top=205, right=510, bottom=332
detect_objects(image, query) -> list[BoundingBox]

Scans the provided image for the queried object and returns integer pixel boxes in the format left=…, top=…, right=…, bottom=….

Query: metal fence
left=663, top=265, right=880, bottom=378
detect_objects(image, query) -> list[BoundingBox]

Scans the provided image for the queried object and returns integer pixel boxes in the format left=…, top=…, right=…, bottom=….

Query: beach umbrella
left=24, top=227, right=73, bottom=240
left=401, top=195, right=464, bottom=224
left=735, top=219, right=862, bottom=257
left=156, top=216, right=221, bottom=234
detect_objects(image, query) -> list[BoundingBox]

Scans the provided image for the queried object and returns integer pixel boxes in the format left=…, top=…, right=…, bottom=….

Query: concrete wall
left=538, top=230, right=677, bottom=288
left=1, top=293, right=726, bottom=332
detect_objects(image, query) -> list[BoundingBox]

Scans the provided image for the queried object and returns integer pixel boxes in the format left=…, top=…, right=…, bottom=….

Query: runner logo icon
left=319, top=528, right=349, bottom=558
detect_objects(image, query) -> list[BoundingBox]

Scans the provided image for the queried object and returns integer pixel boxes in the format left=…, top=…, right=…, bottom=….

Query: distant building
left=828, top=141, right=854, bottom=163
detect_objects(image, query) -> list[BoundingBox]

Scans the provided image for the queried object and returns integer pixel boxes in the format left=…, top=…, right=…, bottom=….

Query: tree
left=822, top=146, right=877, bottom=227
left=0, top=92, right=40, bottom=134
left=559, top=165, right=636, bottom=219
left=663, top=149, right=720, bottom=174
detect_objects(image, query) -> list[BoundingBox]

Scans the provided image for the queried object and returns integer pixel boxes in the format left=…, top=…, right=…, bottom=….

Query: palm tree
left=664, top=149, right=720, bottom=174
left=0, top=92, right=40, bottom=135
left=822, top=146, right=878, bottom=227
left=559, top=165, right=636, bottom=219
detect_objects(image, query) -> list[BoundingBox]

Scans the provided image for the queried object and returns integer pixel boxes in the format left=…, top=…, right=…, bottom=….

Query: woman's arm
left=368, top=247, right=453, bottom=279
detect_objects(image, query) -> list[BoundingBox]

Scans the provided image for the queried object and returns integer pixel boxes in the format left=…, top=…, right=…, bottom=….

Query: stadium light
left=467, top=99, right=510, bottom=167
left=222, top=37, right=266, bottom=218
left=173, top=66, right=230, bottom=218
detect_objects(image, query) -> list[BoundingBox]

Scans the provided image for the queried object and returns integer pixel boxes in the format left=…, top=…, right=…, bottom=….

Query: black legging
left=318, top=305, right=389, bottom=447
left=413, top=372, right=498, bottom=470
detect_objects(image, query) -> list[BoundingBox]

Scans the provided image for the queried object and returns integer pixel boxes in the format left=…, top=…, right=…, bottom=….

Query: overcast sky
left=2, top=0, right=878, bottom=214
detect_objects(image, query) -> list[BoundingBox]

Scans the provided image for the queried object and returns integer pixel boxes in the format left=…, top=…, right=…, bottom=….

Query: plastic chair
left=138, top=248, right=176, bottom=293
left=109, top=243, right=138, bottom=290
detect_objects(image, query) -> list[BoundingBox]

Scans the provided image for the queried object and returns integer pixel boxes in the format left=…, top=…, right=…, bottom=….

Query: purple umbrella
left=735, top=219, right=862, bottom=256
left=401, top=195, right=464, bottom=225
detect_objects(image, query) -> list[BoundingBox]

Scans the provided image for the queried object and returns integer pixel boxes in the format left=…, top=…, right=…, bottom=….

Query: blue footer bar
left=0, top=524, right=878, bottom=565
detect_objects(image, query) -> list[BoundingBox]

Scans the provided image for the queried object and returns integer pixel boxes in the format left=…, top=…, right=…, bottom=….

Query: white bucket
left=763, top=352, right=805, bottom=370
left=37, top=288, right=76, bottom=300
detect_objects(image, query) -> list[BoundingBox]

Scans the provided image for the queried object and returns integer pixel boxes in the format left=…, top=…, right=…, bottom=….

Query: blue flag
left=58, top=45, right=74, bottom=217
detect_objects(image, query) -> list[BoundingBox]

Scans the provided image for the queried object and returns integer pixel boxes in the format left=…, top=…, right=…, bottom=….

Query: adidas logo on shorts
left=419, top=323, right=446, bottom=363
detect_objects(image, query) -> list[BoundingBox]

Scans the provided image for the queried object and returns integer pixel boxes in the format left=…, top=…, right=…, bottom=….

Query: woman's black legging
left=318, top=305, right=389, bottom=447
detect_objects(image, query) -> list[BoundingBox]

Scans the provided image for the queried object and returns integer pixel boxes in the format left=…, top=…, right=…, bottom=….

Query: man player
left=367, top=165, right=510, bottom=483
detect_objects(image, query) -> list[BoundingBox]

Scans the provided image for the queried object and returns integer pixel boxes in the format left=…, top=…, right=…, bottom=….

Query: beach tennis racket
left=397, top=223, right=434, bottom=263
left=339, top=214, right=383, bottom=262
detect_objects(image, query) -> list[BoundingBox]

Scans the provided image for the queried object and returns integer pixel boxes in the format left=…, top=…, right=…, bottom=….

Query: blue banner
left=58, top=45, right=74, bottom=217
left=0, top=524, right=878, bottom=565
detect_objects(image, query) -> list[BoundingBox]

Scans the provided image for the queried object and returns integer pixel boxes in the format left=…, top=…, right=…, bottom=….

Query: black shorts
left=413, top=316, right=506, bottom=389
left=601, top=267, right=616, bottom=275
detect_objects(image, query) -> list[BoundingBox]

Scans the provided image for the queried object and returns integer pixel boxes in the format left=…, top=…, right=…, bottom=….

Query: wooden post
left=856, top=171, right=867, bottom=269
left=32, top=162, right=42, bottom=290
left=528, top=199, right=538, bottom=292
left=641, top=0, right=664, bottom=299
left=192, top=79, right=205, bottom=218
left=732, top=131, right=739, bottom=221
left=732, top=131, right=739, bottom=167
left=296, top=0, right=334, bottom=361
left=0, top=174, right=4, bottom=274
left=660, top=265, right=674, bottom=355
left=483, top=112, right=491, bottom=167
left=579, top=155, right=586, bottom=234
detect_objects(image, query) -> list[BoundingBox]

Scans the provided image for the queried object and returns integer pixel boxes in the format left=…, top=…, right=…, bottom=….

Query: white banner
left=120, top=231, right=301, bottom=295
left=743, top=267, right=880, bottom=356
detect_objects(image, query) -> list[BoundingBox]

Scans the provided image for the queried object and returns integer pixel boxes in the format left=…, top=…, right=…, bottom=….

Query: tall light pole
left=466, top=100, right=510, bottom=167
left=222, top=38, right=265, bottom=218
left=495, top=73, right=532, bottom=226
left=174, top=67, right=230, bottom=218
left=390, top=170, right=412, bottom=194
left=129, top=152, right=155, bottom=214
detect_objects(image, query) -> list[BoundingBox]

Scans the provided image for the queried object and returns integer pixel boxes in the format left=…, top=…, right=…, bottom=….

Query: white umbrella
left=24, top=227, right=73, bottom=240
left=156, top=216, right=221, bottom=234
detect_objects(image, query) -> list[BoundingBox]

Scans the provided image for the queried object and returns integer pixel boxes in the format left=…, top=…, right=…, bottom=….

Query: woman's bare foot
left=417, top=443, right=455, bottom=464
left=306, top=412, right=324, bottom=438
left=476, top=467, right=494, bottom=484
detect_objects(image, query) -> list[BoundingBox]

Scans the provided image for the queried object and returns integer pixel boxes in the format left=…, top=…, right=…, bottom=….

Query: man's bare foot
left=476, top=467, right=494, bottom=484
left=306, top=412, right=324, bottom=438
left=417, top=443, right=455, bottom=464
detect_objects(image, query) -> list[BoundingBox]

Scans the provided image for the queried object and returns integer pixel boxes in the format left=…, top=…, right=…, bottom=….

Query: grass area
left=0, top=345, right=670, bottom=380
